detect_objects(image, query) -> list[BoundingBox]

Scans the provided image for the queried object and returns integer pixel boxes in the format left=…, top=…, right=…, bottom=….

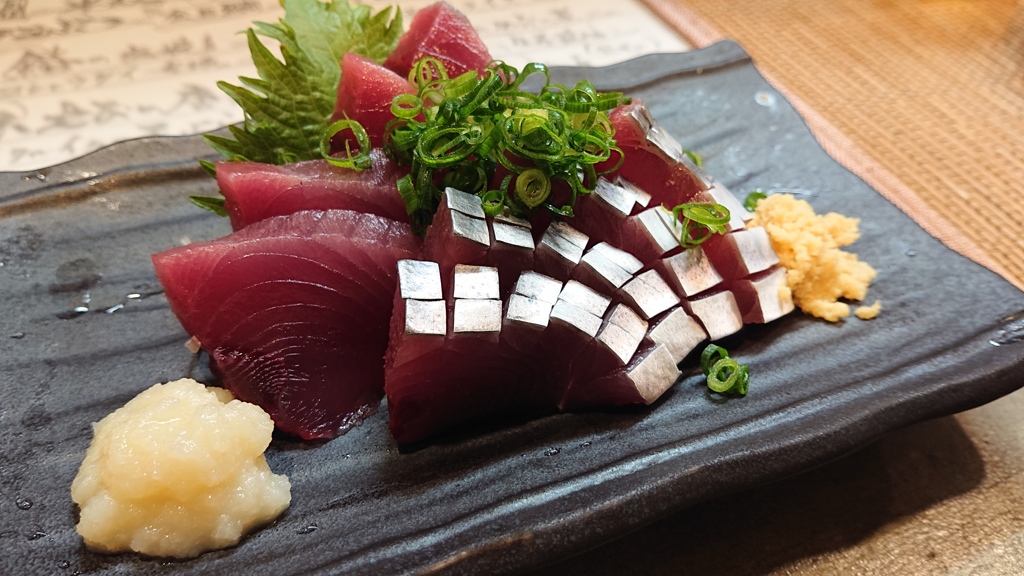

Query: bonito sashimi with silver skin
left=384, top=148, right=791, bottom=443
left=153, top=1, right=794, bottom=443
left=155, top=100, right=790, bottom=443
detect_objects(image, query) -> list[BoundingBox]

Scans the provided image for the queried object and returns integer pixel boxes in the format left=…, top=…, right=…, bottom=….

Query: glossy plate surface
left=3, top=42, right=1024, bottom=575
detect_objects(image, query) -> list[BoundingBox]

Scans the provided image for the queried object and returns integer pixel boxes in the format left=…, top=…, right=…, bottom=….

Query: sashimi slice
left=599, top=102, right=708, bottom=208
left=647, top=307, right=708, bottom=364
left=217, top=150, right=409, bottom=230
left=685, top=290, right=744, bottom=341
left=534, top=220, right=589, bottom=281
left=557, top=303, right=649, bottom=410
left=153, top=209, right=419, bottom=439
left=385, top=263, right=547, bottom=443
left=333, top=53, right=417, bottom=149
left=565, top=343, right=681, bottom=410
left=569, top=177, right=650, bottom=248
left=487, top=211, right=535, bottom=295
left=385, top=261, right=684, bottom=443
left=653, top=246, right=724, bottom=299
left=702, top=226, right=780, bottom=281
left=383, top=2, right=493, bottom=78
left=421, top=187, right=491, bottom=277
left=729, top=266, right=795, bottom=324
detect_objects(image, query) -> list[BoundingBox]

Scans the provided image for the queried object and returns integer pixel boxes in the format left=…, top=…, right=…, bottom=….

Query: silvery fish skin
left=383, top=103, right=789, bottom=443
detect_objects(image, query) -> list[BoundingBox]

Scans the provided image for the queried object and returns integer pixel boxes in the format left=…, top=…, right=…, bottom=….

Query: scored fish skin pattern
left=385, top=104, right=795, bottom=442
left=162, top=103, right=790, bottom=442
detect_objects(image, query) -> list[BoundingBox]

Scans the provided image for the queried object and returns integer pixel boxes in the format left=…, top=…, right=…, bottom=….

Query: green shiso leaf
left=203, top=0, right=402, bottom=166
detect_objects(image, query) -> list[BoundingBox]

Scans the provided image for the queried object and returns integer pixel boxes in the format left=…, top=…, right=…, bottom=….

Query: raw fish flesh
left=421, top=187, right=535, bottom=296
left=333, top=53, right=417, bottom=149
left=153, top=209, right=419, bottom=439
left=385, top=262, right=548, bottom=443
left=385, top=262, right=687, bottom=442
left=382, top=102, right=793, bottom=442
left=217, top=149, right=409, bottom=230
left=599, top=102, right=708, bottom=208
left=171, top=85, right=791, bottom=443
left=383, top=2, right=493, bottom=78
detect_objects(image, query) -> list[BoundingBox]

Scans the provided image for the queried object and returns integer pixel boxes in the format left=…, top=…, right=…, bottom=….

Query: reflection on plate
left=2, top=41, right=1023, bottom=575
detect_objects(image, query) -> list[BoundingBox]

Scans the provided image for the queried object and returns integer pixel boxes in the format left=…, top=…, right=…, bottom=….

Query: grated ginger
left=749, top=194, right=878, bottom=322
left=71, top=378, right=291, bottom=558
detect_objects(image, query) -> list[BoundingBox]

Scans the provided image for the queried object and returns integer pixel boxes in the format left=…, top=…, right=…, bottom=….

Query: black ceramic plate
left=3, top=41, right=1024, bottom=575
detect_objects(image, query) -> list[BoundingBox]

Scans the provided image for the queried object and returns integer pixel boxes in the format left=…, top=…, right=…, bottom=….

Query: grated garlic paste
left=749, top=193, right=879, bottom=321
left=71, top=378, right=291, bottom=558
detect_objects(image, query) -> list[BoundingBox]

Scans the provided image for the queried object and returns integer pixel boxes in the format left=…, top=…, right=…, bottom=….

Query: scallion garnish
left=320, top=119, right=372, bottom=171
left=682, top=149, right=704, bottom=168
left=668, top=202, right=730, bottom=248
left=384, top=58, right=630, bottom=233
left=744, top=189, right=768, bottom=212
left=699, top=344, right=749, bottom=396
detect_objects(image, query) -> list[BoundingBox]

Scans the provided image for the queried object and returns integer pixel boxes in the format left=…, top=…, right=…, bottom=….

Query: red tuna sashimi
left=383, top=2, right=492, bottom=78
left=217, top=149, right=409, bottom=230
left=153, top=209, right=419, bottom=439
left=386, top=263, right=550, bottom=443
left=598, top=102, right=707, bottom=208
left=333, top=52, right=416, bottom=149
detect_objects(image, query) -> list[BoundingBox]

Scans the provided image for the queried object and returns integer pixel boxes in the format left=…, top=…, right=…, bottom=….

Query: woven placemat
left=641, top=0, right=1024, bottom=290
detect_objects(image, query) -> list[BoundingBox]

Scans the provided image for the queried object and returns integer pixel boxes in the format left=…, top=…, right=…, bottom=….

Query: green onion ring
left=444, top=70, right=479, bottom=100
left=506, top=62, right=549, bottom=91
left=480, top=183, right=508, bottom=217
left=683, top=149, right=704, bottom=168
left=396, top=174, right=419, bottom=213
left=416, top=125, right=483, bottom=168
left=515, top=168, right=551, bottom=208
left=673, top=203, right=730, bottom=228
left=390, top=94, right=422, bottom=119
left=707, top=358, right=741, bottom=393
left=409, top=57, right=448, bottom=89
left=700, top=344, right=729, bottom=375
left=320, top=119, right=371, bottom=171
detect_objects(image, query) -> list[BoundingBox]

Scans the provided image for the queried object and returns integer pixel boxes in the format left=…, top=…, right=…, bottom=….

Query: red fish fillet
left=383, top=2, right=493, bottom=78
left=333, top=52, right=417, bottom=149
left=153, top=209, right=419, bottom=439
left=217, top=149, right=409, bottom=230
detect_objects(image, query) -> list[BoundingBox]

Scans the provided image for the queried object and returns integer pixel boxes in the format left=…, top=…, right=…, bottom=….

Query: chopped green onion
left=416, top=125, right=483, bottom=168
left=669, top=202, right=730, bottom=248
left=700, top=343, right=729, bottom=375
left=744, top=190, right=768, bottom=212
left=390, top=94, right=422, bottom=119
left=409, top=57, right=448, bottom=89
left=384, top=57, right=630, bottom=234
left=481, top=192, right=505, bottom=216
left=396, top=174, right=417, bottom=209
left=683, top=149, right=703, bottom=167
left=699, top=344, right=749, bottom=396
left=444, top=70, right=479, bottom=99
left=515, top=168, right=551, bottom=209
left=320, top=119, right=372, bottom=171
